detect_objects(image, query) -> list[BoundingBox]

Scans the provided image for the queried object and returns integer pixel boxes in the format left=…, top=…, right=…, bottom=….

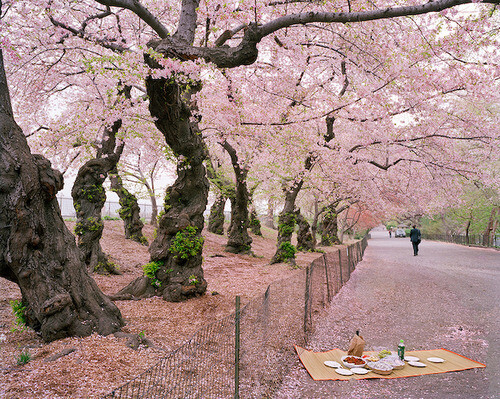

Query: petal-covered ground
left=0, top=220, right=331, bottom=398
left=274, top=227, right=499, bottom=399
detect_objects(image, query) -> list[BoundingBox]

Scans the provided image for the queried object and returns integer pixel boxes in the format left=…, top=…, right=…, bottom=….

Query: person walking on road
left=388, top=228, right=392, bottom=238
left=409, top=225, right=421, bottom=256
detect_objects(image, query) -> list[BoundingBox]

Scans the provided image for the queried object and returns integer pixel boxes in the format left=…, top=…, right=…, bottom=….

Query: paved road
left=275, top=227, right=500, bottom=398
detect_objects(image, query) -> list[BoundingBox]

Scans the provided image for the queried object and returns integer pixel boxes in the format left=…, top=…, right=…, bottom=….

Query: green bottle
left=398, top=339, right=405, bottom=360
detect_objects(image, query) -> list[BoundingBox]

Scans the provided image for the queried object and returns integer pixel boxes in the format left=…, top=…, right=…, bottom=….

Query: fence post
left=234, top=296, right=240, bottom=399
left=338, top=249, right=343, bottom=287
left=304, top=265, right=312, bottom=336
left=323, top=254, right=331, bottom=303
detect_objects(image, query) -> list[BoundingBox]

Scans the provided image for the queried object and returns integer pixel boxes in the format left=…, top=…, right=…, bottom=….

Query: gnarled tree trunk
left=296, top=212, right=314, bottom=252
left=0, top=49, right=123, bottom=342
left=249, top=207, right=262, bottom=236
left=271, top=154, right=316, bottom=264
left=221, top=141, right=252, bottom=254
left=483, top=206, right=498, bottom=247
left=109, top=167, right=148, bottom=245
left=208, top=194, right=226, bottom=235
left=265, top=198, right=276, bottom=229
left=320, top=203, right=341, bottom=245
left=114, top=76, right=208, bottom=302
left=71, top=120, right=124, bottom=274
left=311, top=197, right=319, bottom=248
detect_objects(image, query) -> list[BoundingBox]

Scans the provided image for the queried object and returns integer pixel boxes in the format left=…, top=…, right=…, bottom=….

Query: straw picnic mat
left=295, top=346, right=485, bottom=381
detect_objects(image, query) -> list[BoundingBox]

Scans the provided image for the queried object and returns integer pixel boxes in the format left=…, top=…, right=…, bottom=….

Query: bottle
left=398, top=339, right=405, bottom=360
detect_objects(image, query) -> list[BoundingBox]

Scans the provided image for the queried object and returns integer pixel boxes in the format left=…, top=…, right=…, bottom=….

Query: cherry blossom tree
left=2, top=0, right=498, bottom=307
left=0, top=47, right=124, bottom=341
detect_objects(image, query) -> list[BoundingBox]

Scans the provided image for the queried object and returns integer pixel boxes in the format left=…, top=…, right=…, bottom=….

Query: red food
left=344, top=356, right=365, bottom=365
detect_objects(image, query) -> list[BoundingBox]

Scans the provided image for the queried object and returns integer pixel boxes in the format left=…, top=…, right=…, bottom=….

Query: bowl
left=341, top=355, right=367, bottom=368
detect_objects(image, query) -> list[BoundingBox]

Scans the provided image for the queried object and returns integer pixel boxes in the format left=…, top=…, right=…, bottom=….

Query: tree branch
left=95, top=0, right=169, bottom=38
left=258, top=1, right=499, bottom=38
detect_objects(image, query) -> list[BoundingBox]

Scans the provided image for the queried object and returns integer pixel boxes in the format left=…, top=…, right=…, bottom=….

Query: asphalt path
left=275, top=227, right=500, bottom=398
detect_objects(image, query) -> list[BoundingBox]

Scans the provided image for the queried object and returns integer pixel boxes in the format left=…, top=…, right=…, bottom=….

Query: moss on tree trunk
left=71, top=120, right=124, bottom=274
left=208, top=194, right=226, bottom=235
left=114, top=77, right=208, bottom=302
left=109, top=168, right=148, bottom=245
left=296, top=212, right=314, bottom=252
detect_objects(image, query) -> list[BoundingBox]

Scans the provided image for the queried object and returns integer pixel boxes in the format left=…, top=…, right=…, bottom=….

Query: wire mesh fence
left=422, top=233, right=499, bottom=248
left=103, top=236, right=369, bottom=399
left=56, top=195, right=157, bottom=223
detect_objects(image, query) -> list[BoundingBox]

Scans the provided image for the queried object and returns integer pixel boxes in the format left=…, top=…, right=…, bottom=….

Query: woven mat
left=295, top=346, right=486, bottom=381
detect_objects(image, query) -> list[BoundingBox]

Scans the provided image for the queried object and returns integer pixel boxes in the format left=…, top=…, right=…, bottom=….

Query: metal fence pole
left=338, top=249, right=343, bottom=286
left=323, top=254, right=331, bottom=303
left=304, top=265, right=312, bottom=336
left=234, top=296, right=240, bottom=399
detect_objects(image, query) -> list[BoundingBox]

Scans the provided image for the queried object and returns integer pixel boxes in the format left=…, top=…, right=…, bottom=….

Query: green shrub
left=143, top=261, right=163, bottom=288
left=279, top=241, right=297, bottom=260
left=9, top=300, right=27, bottom=331
left=169, top=226, right=204, bottom=260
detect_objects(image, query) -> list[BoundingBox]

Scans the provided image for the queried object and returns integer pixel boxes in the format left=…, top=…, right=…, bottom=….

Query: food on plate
left=365, top=355, right=380, bottom=362
left=341, top=355, right=367, bottom=368
left=366, top=360, right=393, bottom=375
left=378, top=349, right=392, bottom=358
left=379, top=355, right=405, bottom=370
left=344, top=356, right=366, bottom=365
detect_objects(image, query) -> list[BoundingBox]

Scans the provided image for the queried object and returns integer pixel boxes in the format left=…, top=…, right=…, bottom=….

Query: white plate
left=324, top=360, right=341, bottom=368
left=335, top=368, right=354, bottom=376
left=408, top=361, right=426, bottom=367
left=351, top=367, right=370, bottom=375
left=427, top=357, right=445, bottom=363
left=404, top=355, right=420, bottom=362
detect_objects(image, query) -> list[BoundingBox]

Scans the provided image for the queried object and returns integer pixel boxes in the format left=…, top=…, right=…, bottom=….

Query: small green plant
left=169, top=226, right=204, bottom=260
left=188, top=274, right=199, bottom=285
left=143, top=261, right=163, bottom=288
left=278, top=241, right=297, bottom=260
left=17, top=348, right=31, bottom=365
left=9, top=300, right=27, bottom=331
left=278, top=223, right=295, bottom=237
left=138, top=330, right=145, bottom=338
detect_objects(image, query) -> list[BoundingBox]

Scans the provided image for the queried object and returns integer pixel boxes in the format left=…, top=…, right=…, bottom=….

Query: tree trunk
left=465, top=217, right=471, bottom=245
left=271, top=185, right=301, bottom=264
left=149, top=191, right=158, bottom=227
left=109, top=167, right=148, bottom=245
left=221, top=141, right=252, bottom=254
left=0, top=49, right=123, bottom=342
left=265, top=198, right=276, bottom=229
left=271, top=153, right=316, bottom=263
left=296, top=212, right=314, bottom=252
left=208, top=194, right=226, bottom=235
left=483, top=206, right=498, bottom=247
left=114, top=76, right=208, bottom=302
left=71, top=121, right=124, bottom=274
left=311, top=197, right=319, bottom=248
left=249, top=206, right=262, bottom=236
left=320, top=204, right=341, bottom=245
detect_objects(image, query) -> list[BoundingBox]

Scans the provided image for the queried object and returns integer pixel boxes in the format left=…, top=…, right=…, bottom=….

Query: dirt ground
left=0, top=220, right=333, bottom=398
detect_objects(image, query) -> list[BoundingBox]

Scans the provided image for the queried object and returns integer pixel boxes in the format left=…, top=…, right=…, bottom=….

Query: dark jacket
left=410, top=228, right=421, bottom=243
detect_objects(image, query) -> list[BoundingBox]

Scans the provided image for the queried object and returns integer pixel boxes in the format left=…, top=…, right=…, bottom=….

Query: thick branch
left=95, top=0, right=169, bottom=38
left=174, top=0, right=201, bottom=44
left=258, top=1, right=499, bottom=38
